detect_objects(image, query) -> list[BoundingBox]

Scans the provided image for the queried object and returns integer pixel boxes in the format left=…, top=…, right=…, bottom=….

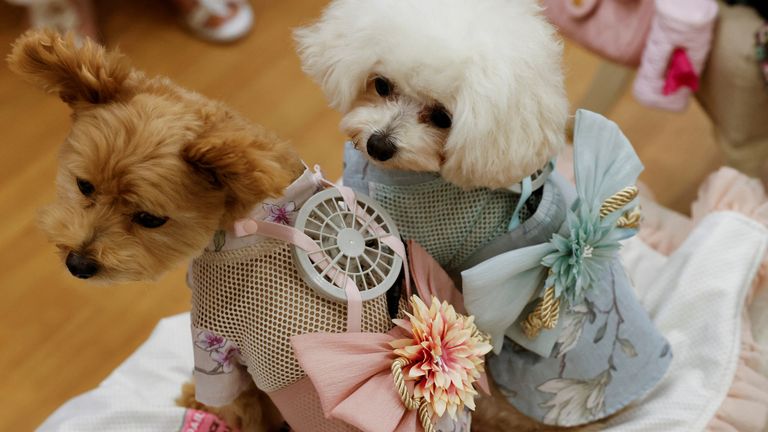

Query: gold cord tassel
left=521, top=285, right=561, bottom=339
left=599, top=186, right=639, bottom=218
left=392, top=358, right=435, bottom=432
left=617, top=206, right=642, bottom=229
left=522, top=185, right=641, bottom=339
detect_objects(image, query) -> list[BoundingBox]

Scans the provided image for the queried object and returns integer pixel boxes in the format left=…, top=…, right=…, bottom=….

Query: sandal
left=176, top=0, right=254, bottom=43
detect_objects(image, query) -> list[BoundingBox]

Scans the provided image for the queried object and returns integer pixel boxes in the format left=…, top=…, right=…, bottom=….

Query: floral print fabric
left=489, top=260, right=672, bottom=426
left=190, top=326, right=251, bottom=407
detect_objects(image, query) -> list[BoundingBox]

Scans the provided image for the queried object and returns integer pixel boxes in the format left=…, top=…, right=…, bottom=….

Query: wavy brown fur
left=8, top=29, right=303, bottom=430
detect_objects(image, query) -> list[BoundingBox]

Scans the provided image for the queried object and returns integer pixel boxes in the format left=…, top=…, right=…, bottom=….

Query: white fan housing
left=293, top=188, right=403, bottom=303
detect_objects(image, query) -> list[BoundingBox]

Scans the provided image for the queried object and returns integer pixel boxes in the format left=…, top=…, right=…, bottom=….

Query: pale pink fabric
left=691, top=168, right=768, bottom=304
left=541, top=0, right=655, bottom=67
left=635, top=198, right=693, bottom=255
left=407, top=240, right=466, bottom=315
left=292, top=331, right=420, bottom=432
left=707, top=315, right=768, bottom=432
left=268, top=376, right=359, bottom=432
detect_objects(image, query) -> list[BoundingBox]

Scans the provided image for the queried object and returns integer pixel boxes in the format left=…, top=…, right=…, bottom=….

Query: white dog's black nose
left=367, top=133, right=397, bottom=161
left=65, top=251, right=99, bottom=279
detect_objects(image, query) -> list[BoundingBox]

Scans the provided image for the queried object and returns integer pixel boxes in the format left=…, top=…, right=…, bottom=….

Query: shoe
left=182, top=0, right=253, bottom=43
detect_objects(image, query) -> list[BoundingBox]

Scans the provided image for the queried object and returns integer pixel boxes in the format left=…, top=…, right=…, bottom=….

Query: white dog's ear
left=294, top=4, right=372, bottom=112
left=440, top=60, right=569, bottom=190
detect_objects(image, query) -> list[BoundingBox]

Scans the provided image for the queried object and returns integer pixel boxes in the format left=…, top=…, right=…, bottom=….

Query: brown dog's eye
left=429, top=107, right=452, bottom=129
left=132, top=212, right=169, bottom=229
left=76, top=178, right=95, bottom=197
left=374, top=77, right=392, bottom=97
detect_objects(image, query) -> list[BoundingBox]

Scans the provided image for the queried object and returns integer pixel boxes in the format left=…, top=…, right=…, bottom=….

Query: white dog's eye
left=429, top=107, right=452, bottom=129
left=374, top=77, right=393, bottom=97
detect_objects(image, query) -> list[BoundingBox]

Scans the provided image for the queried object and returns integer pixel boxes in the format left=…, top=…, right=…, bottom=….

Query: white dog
left=295, top=0, right=568, bottom=190
left=297, top=3, right=673, bottom=431
left=295, top=1, right=580, bottom=430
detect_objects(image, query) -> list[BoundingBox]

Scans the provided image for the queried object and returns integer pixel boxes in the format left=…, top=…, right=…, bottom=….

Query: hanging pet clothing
left=188, top=167, right=489, bottom=431
left=462, top=110, right=672, bottom=427
left=342, top=144, right=564, bottom=280
left=633, top=0, right=719, bottom=111
left=540, top=0, right=656, bottom=67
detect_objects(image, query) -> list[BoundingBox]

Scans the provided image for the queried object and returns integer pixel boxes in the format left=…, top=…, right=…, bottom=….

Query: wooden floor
left=0, top=1, right=721, bottom=430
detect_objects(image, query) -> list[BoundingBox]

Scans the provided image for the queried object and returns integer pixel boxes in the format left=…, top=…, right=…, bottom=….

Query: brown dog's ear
left=7, top=29, right=132, bottom=106
left=183, top=127, right=299, bottom=221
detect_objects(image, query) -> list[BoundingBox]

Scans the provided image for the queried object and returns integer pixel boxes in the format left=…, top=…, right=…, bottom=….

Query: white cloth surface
left=39, top=213, right=768, bottom=431
left=607, top=211, right=767, bottom=431
left=38, top=314, right=195, bottom=432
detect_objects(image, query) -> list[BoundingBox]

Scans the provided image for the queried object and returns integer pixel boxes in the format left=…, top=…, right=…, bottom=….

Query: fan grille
left=293, top=189, right=402, bottom=302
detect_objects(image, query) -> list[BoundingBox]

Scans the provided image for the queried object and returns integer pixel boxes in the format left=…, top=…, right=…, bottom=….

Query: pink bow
left=291, top=241, right=489, bottom=431
left=663, top=47, right=700, bottom=95
left=292, top=331, right=421, bottom=432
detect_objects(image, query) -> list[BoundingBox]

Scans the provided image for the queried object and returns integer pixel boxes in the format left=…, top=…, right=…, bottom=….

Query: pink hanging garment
left=633, top=0, right=718, bottom=111
left=540, top=0, right=655, bottom=67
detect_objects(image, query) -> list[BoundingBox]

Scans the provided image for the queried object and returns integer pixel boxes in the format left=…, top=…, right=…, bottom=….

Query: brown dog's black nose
left=366, top=133, right=397, bottom=161
left=65, top=252, right=99, bottom=279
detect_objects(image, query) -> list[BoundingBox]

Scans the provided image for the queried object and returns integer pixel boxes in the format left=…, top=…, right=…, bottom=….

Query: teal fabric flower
left=542, top=204, right=635, bottom=307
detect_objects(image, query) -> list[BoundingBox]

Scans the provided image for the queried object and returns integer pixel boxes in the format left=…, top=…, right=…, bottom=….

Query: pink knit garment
left=633, top=0, right=717, bottom=111
left=541, top=0, right=655, bottom=67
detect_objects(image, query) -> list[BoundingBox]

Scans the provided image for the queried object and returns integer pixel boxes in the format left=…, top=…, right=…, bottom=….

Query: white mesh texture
left=372, top=180, right=541, bottom=271
left=190, top=239, right=393, bottom=393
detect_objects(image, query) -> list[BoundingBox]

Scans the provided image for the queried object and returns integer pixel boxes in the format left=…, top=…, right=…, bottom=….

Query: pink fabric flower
left=210, top=343, right=240, bottom=373
left=263, top=201, right=296, bottom=225
left=390, top=296, right=492, bottom=420
left=195, top=330, right=225, bottom=351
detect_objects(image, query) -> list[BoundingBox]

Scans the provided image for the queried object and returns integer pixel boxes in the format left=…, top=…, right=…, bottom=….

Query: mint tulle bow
left=462, top=110, right=644, bottom=357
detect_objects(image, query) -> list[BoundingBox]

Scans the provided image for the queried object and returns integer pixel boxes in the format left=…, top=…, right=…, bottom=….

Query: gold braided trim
left=617, top=206, right=642, bottom=229
left=599, top=186, right=639, bottom=218
left=521, top=285, right=561, bottom=339
left=391, top=358, right=435, bottom=432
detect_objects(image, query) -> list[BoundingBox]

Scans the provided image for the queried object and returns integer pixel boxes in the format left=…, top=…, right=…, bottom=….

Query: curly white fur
left=295, top=0, right=569, bottom=189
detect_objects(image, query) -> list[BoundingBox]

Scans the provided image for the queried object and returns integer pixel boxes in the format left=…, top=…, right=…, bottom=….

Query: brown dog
left=8, top=29, right=301, bottom=431
left=8, top=29, right=303, bottom=284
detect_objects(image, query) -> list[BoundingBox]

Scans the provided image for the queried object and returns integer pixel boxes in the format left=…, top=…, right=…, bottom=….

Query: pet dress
left=462, top=110, right=672, bottom=426
left=343, top=110, right=671, bottom=427
left=188, top=168, right=486, bottom=431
